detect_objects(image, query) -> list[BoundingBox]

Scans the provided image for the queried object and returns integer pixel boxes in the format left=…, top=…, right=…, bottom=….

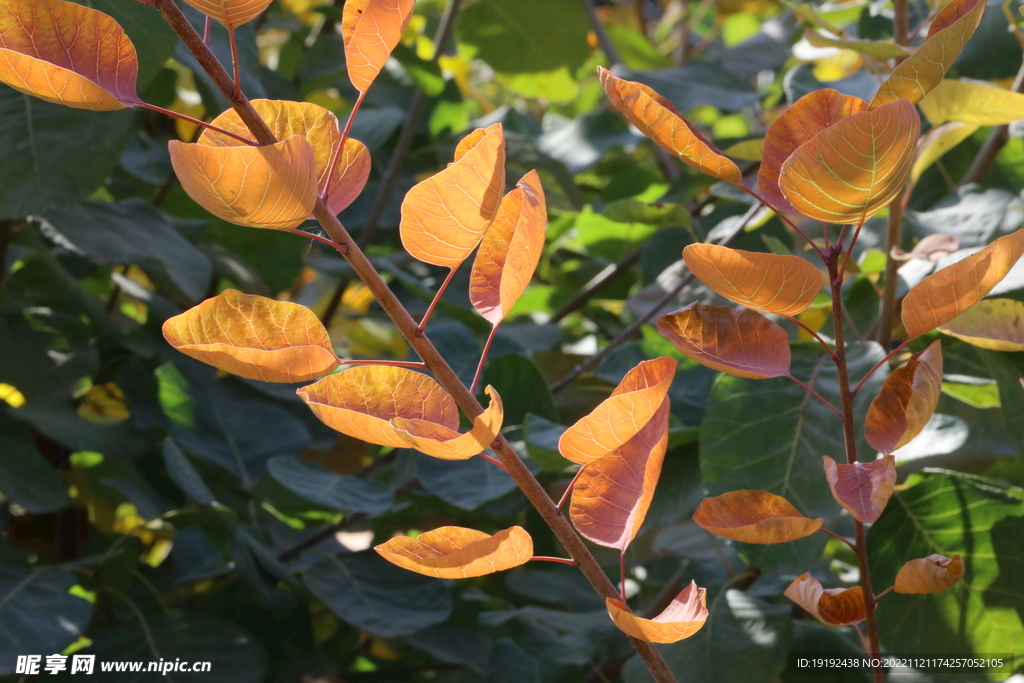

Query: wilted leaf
left=784, top=573, right=866, bottom=626
left=911, top=120, right=979, bottom=182
left=375, top=526, right=533, bottom=578
left=938, top=299, right=1024, bottom=351
left=919, top=79, right=1024, bottom=126
left=657, top=303, right=791, bottom=379
left=606, top=581, right=708, bottom=643
left=391, top=386, right=504, bottom=460
left=342, top=0, right=416, bottom=92
left=597, top=67, right=742, bottom=185
left=865, top=340, right=943, bottom=454
left=183, top=0, right=275, bottom=29
left=682, top=244, right=823, bottom=315
left=692, top=490, right=823, bottom=544
left=0, top=0, right=139, bottom=110
left=894, top=553, right=965, bottom=594
left=803, top=30, right=910, bottom=60
left=821, top=454, right=896, bottom=523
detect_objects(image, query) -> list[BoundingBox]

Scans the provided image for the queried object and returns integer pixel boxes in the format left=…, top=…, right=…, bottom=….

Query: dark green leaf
left=404, top=625, right=493, bottom=674
left=163, top=437, right=218, bottom=506
left=14, top=403, right=151, bottom=458
left=0, top=431, right=68, bottom=514
left=482, top=354, right=557, bottom=425
left=415, top=453, right=518, bottom=511
left=268, top=456, right=393, bottom=515
left=523, top=413, right=571, bottom=473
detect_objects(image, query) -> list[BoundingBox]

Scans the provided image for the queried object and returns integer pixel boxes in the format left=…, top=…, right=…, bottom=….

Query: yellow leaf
left=375, top=526, right=533, bottom=578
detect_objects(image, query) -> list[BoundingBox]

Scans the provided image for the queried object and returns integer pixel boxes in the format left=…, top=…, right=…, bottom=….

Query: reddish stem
left=290, top=228, right=349, bottom=253
left=620, top=552, right=627, bottom=602
left=875, top=586, right=894, bottom=602
left=739, top=186, right=827, bottom=262
left=203, top=16, right=211, bottom=46
left=785, top=315, right=838, bottom=362
left=471, top=324, right=500, bottom=396
left=839, top=220, right=866, bottom=279
left=819, top=527, right=857, bottom=551
left=325, top=89, right=367, bottom=201
left=530, top=556, right=578, bottom=566
left=556, top=467, right=586, bottom=512
left=785, top=374, right=842, bottom=418
left=137, top=102, right=258, bottom=146
left=228, top=28, right=242, bottom=100
left=417, top=268, right=457, bottom=334
left=478, top=452, right=507, bottom=472
left=851, top=340, right=911, bottom=397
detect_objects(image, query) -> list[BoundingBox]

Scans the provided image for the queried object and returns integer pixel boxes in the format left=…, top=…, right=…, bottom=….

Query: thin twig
left=478, top=452, right=508, bottom=471
left=530, top=556, right=579, bottom=566
left=417, top=267, right=457, bottom=333
left=786, top=315, right=838, bottom=362
left=556, top=467, right=586, bottom=512
left=785, top=374, right=842, bottom=418
left=851, top=340, right=911, bottom=397
left=471, top=324, right=500, bottom=395
left=137, top=102, right=258, bottom=146
left=325, top=89, right=366, bottom=194
left=581, top=0, right=622, bottom=65
left=551, top=250, right=641, bottom=323
left=819, top=527, right=857, bottom=551
left=875, top=586, right=894, bottom=602
left=290, top=228, right=348, bottom=253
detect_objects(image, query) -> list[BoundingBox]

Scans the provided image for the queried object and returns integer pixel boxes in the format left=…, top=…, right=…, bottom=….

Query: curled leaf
left=919, top=79, right=1024, bottom=127
left=390, top=386, right=504, bottom=460
left=606, top=581, right=708, bottom=643
left=938, top=299, right=1024, bottom=351
left=821, top=455, right=897, bottom=523
left=657, top=303, right=791, bottom=379
left=183, top=0, right=275, bottom=28
left=785, top=573, right=866, bottom=626
left=864, top=340, right=943, bottom=455
left=342, top=0, right=416, bottom=92
left=162, top=290, right=338, bottom=383
left=894, top=554, right=965, bottom=594
left=692, top=490, right=823, bottom=544
left=375, top=526, right=533, bottom=578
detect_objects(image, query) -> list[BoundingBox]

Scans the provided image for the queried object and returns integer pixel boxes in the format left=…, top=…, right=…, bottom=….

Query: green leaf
left=576, top=205, right=659, bottom=262
left=403, top=625, right=493, bottom=674
left=391, top=43, right=446, bottom=96
left=162, top=438, right=218, bottom=507
left=977, top=350, right=1024, bottom=454
left=941, top=380, right=1001, bottom=409
left=781, top=621, right=872, bottom=683
left=482, top=354, right=558, bottom=425
left=267, top=456, right=393, bottom=515
left=14, top=403, right=151, bottom=459
left=415, top=452, right=519, bottom=511
left=0, top=430, right=68, bottom=514
left=523, top=413, right=571, bottom=473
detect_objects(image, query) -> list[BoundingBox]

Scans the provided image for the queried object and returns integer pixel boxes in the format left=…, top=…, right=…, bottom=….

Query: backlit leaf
left=400, top=124, right=505, bottom=269
left=162, top=290, right=338, bottom=383
left=864, top=340, right=943, bottom=454
left=919, top=79, right=1024, bottom=127
left=0, top=0, right=139, bottom=110
left=606, top=581, right=708, bottom=643
left=182, top=0, right=275, bottom=29
left=938, top=298, right=1024, bottom=351
left=803, top=30, right=910, bottom=60
left=375, top=526, right=533, bottom=578
left=870, top=0, right=986, bottom=108
left=169, top=135, right=319, bottom=230
left=784, top=573, right=866, bottom=626
left=692, top=490, right=823, bottom=544
left=342, top=0, right=416, bottom=93
left=597, top=67, right=742, bottom=185
left=821, top=454, right=896, bottom=523
left=779, top=99, right=919, bottom=224
left=902, top=230, right=1024, bottom=339
left=657, top=303, right=791, bottom=379
left=558, top=358, right=676, bottom=464
left=894, top=553, right=965, bottom=594
left=682, top=244, right=824, bottom=315
left=570, top=400, right=669, bottom=550
left=911, top=120, right=979, bottom=182
left=391, top=386, right=504, bottom=460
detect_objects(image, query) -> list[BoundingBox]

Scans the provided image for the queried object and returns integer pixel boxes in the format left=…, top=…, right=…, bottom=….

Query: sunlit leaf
left=400, top=124, right=505, bottom=269
left=657, top=303, right=791, bottom=380
left=894, top=553, right=965, bottom=594
left=722, top=138, right=764, bottom=161
left=821, top=454, right=896, bottom=523
left=682, top=244, right=824, bottom=315
left=558, top=358, right=676, bottom=464
left=183, top=0, right=275, bottom=29
left=784, top=573, right=866, bottom=626
left=920, top=79, right=1024, bottom=127
left=692, top=490, right=823, bottom=543
left=803, top=30, right=910, bottom=60
left=597, top=67, right=742, bottom=185
left=902, top=230, right=1024, bottom=339
left=375, top=526, right=533, bottom=578
left=864, top=340, right=943, bottom=454
left=0, top=0, right=139, bottom=110
left=391, top=386, right=504, bottom=460
left=342, top=0, right=417, bottom=93
left=606, top=581, right=708, bottom=643
left=938, top=299, right=1024, bottom=351
left=911, top=120, right=979, bottom=182
left=870, top=0, right=986, bottom=108
left=162, top=290, right=338, bottom=383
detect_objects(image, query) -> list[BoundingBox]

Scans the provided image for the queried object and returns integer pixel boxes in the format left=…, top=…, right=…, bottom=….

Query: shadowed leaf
left=183, top=0, right=275, bottom=29
left=375, top=526, right=532, bottom=578
left=894, top=554, right=964, bottom=594
left=342, top=0, right=416, bottom=93
left=938, top=299, right=1024, bottom=351
left=920, top=79, right=1024, bottom=127
left=692, top=490, right=823, bottom=544
left=784, top=573, right=866, bottom=626
left=606, top=581, right=708, bottom=643
left=821, top=455, right=896, bottom=523
left=865, top=340, right=943, bottom=454
left=391, top=386, right=504, bottom=460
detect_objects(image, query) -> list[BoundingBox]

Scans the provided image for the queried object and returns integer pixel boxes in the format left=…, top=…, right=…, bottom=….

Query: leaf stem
left=530, top=556, right=579, bottom=566
left=620, top=551, right=627, bottom=602
left=739, top=186, right=827, bottom=262
left=478, top=452, right=507, bottom=471
left=875, top=585, right=894, bottom=602
left=203, top=16, right=211, bottom=46
left=290, top=228, right=349, bottom=253
left=471, top=324, right=500, bottom=396
left=228, top=27, right=242, bottom=100
left=785, top=374, right=842, bottom=417
left=818, top=527, right=857, bottom=551
left=785, top=315, right=838, bottom=362
left=137, top=102, right=258, bottom=146
left=557, top=467, right=586, bottom=512
left=417, top=268, right=457, bottom=334
left=851, top=340, right=911, bottom=397
left=325, top=89, right=366, bottom=201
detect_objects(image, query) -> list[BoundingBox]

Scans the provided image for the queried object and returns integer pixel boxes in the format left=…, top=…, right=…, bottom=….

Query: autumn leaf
left=864, top=340, right=943, bottom=455
left=162, top=290, right=338, bottom=383
left=342, top=0, right=416, bottom=93
left=606, top=581, right=708, bottom=643
left=785, top=574, right=866, bottom=626
left=692, top=490, right=823, bottom=544
left=682, top=244, right=824, bottom=315
left=938, top=299, right=1024, bottom=351
left=894, top=554, right=965, bottom=594
left=821, top=455, right=896, bottom=523
left=390, top=386, right=504, bottom=460
left=911, top=120, right=979, bottom=182
left=657, top=303, right=791, bottom=379
left=375, top=526, right=533, bottom=578
left=597, top=67, right=742, bottom=185
left=0, top=0, right=139, bottom=111
left=919, top=79, right=1024, bottom=127
left=183, top=0, right=275, bottom=29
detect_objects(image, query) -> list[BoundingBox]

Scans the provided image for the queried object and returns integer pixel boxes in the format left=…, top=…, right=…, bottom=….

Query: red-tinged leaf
left=864, top=340, right=943, bottom=454
left=785, top=573, right=866, bottom=626
left=183, top=0, right=275, bottom=29
left=400, top=124, right=505, bottom=269
left=570, top=400, right=669, bottom=550
left=374, top=526, right=533, bottom=578
left=938, top=299, right=1024, bottom=351
left=342, top=0, right=416, bottom=93
left=693, top=490, right=823, bottom=543
left=162, top=290, right=338, bottom=383
left=606, top=581, right=708, bottom=643
left=870, top=0, right=986, bottom=108
left=390, top=386, right=504, bottom=460
left=779, top=99, right=919, bottom=224
left=902, top=230, right=1024, bottom=339
left=597, top=67, right=742, bottom=185
left=821, top=455, right=897, bottom=523
left=656, top=303, right=791, bottom=379
left=0, top=0, right=139, bottom=111
left=558, top=358, right=676, bottom=464
left=469, top=171, right=547, bottom=325
left=682, top=244, right=824, bottom=315
left=894, top=554, right=965, bottom=594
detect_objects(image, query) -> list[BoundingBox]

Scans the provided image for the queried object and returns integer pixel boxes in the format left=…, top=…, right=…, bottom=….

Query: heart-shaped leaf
left=605, top=581, right=708, bottom=643
left=0, top=0, right=139, bottom=111
left=390, top=386, right=504, bottom=460
left=784, top=573, right=866, bottom=626
left=864, top=340, right=943, bottom=454
left=657, top=303, right=791, bottom=379
left=183, top=0, right=275, bottom=29
left=938, top=299, right=1024, bottom=351
left=342, top=0, right=417, bottom=93
left=375, top=526, right=533, bottom=578
left=894, top=553, right=965, bottom=594
left=920, top=79, right=1024, bottom=127
left=692, top=490, right=823, bottom=543
left=821, top=455, right=896, bottom=523
left=162, top=290, right=338, bottom=383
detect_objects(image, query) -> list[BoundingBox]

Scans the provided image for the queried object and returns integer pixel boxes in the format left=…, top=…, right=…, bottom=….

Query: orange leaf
left=758, top=89, right=867, bottom=215
left=938, top=299, right=1024, bottom=351
left=390, top=386, right=504, bottom=460
left=864, top=340, right=943, bottom=454
left=0, top=0, right=139, bottom=111
left=570, top=400, right=669, bottom=550
left=682, top=244, right=824, bottom=315
left=597, top=67, right=742, bottom=185
left=903, top=230, right=1024, bottom=339
left=692, top=490, right=823, bottom=543
left=656, top=303, right=791, bottom=379
left=821, top=455, right=896, bottom=523
left=169, top=135, right=319, bottom=230
left=400, top=124, right=506, bottom=269
left=297, top=366, right=459, bottom=448
left=606, top=581, right=708, bottom=643
left=469, top=170, right=548, bottom=325
left=374, top=526, right=533, bottom=578
left=870, top=0, right=986, bottom=108
left=202, top=100, right=371, bottom=215
left=182, top=0, right=275, bottom=29
left=779, top=99, right=919, bottom=224
left=558, top=358, right=676, bottom=464
left=342, top=0, right=416, bottom=93
left=894, top=554, right=965, bottom=594
left=162, top=290, right=338, bottom=383
left=785, top=574, right=866, bottom=626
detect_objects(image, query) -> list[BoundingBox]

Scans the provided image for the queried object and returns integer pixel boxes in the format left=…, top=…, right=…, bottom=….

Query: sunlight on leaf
left=390, top=386, right=504, bottom=460
left=911, top=120, right=979, bottom=182
left=183, top=0, right=276, bottom=29
left=375, top=526, right=533, bottom=578
left=606, top=581, right=708, bottom=643
left=342, top=0, right=417, bottom=93
left=821, top=455, right=896, bottom=524
left=784, top=573, right=866, bottom=626
left=803, top=30, right=909, bottom=60
left=919, top=79, right=1024, bottom=127
left=692, top=490, right=823, bottom=543
left=894, top=553, right=964, bottom=594
left=865, top=340, right=943, bottom=455
left=938, top=299, right=1024, bottom=351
